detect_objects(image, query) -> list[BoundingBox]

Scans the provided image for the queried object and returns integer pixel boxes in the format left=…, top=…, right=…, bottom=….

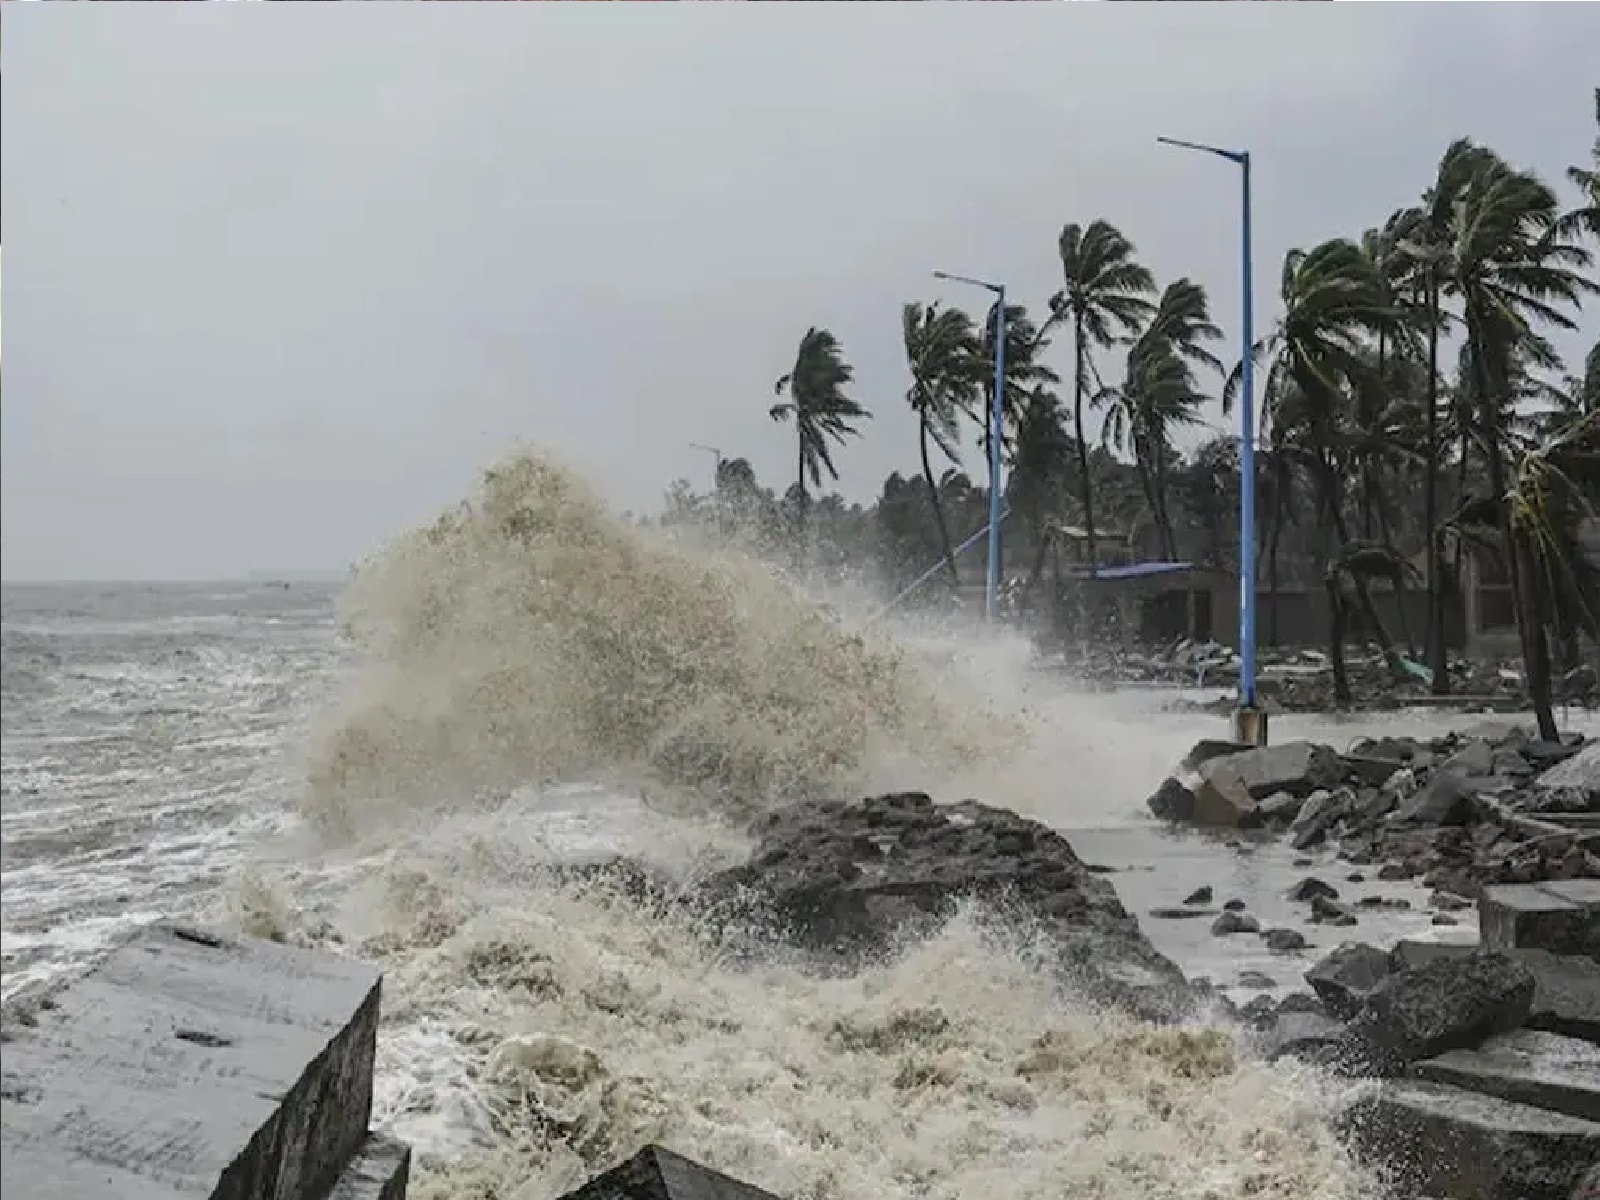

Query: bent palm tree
left=771, top=327, right=869, bottom=549
left=1051, top=220, right=1157, bottom=573
left=903, top=302, right=982, bottom=587
left=1447, top=151, right=1598, bottom=735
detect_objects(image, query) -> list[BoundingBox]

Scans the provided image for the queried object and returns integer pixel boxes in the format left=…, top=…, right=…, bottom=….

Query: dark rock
left=1378, top=861, right=1418, bottom=881
left=557, top=1144, right=780, bottom=1199
left=1480, top=880, right=1600, bottom=958
left=1346, top=872, right=1367, bottom=884
left=1150, top=906, right=1216, bottom=920
left=1277, top=991, right=1327, bottom=1016
left=1223, top=898, right=1247, bottom=912
left=1305, top=942, right=1392, bottom=1018
left=1263, top=928, right=1309, bottom=953
left=1431, top=889, right=1474, bottom=912
left=1342, top=754, right=1406, bottom=787
left=1145, top=776, right=1196, bottom=822
left=1237, top=970, right=1277, bottom=990
left=1339, top=1080, right=1600, bottom=1200
left=1238, top=994, right=1279, bottom=1028
left=1183, top=886, right=1214, bottom=906
left=1311, top=894, right=1359, bottom=926
left=1288, top=877, right=1339, bottom=903
left=695, top=793, right=1199, bottom=1023
left=1180, top=738, right=1254, bottom=772
left=1292, top=856, right=1315, bottom=868
left=1433, top=914, right=1460, bottom=926
left=1347, top=951, right=1536, bottom=1071
left=1412, top=1029, right=1600, bottom=1123
left=1225, top=740, right=1345, bottom=798
left=1211, top=910, right=1261, bottom=936
left=1391, top=940, right=1600, bottom=1045
left=1398, top=771, right=1477, bottom=825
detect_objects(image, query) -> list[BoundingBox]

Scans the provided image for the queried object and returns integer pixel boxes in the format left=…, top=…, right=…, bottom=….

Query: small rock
left=1149, top=906, right=1215, bottom=920
left=1431, top=914, right=1459, bottom=926
left=1289, top=788, right=1350, bottom=850
left=1237, top=970, right=1278, bottom=990
left=1257, top=791, right=1306, bottom=823
left=1289, top=877, right=1339, bottom=903
left=1311, top=894, right=1359, bottom=927
left=1223, top=898, right=1246, bottom=912
left=1183, top=886, right=1214, bottom=906
left=1238, top=994, right=1278, bottom=1027
left=1212, top=910, right=1262, bottom=936
left=1377, top=862, right=1416, bottom=881
left=1397, top=772, right=1476, bottom=825
left=1305, top=942, right=1392, bottom=1018
left=1264, top=928, right=1309, bottom=953
left=1293, top=856, right=1315, bottom=868
left=1346, top=873, right=1366, bottom=884
left=1430, top=890, right=1472, bottom=912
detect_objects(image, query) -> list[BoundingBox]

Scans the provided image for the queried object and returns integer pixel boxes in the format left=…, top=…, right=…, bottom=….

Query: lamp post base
left=1231, top=705, right=1269, bottom=747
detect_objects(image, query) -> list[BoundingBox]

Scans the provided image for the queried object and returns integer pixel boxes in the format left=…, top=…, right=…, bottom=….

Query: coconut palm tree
left=1099, top=279, right=1223, bottom=558
left=1225, top=238, right=1410, bottom=675
left=903, top=302, right=982, bottom=587
left=1558, top=87, right=1599, bottom=243
left=770, top=327, right=869, bottom=548
left=1050, top=220, right=1157, bottom=573
left=1446, top=151, right=1598, bottom=728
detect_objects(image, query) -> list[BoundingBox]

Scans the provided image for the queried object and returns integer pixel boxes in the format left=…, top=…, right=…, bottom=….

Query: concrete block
left=1412, top=1029, right=1600, bottom=1122
left=558, top=1145, right=782, bottom=1200
left=325, top=1133, right=411, bottom=1200
left=1340, top=1079, right=1600, bottom=1200
left=1391, top=941, right=1600, bottom=1046
left=1480, top=881, right=1600, bottom=959
left=0, top=922, right=381, bottom=1200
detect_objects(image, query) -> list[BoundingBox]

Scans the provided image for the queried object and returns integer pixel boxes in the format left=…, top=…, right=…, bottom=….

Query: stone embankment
left=0, top=922, right=410, bottom=1200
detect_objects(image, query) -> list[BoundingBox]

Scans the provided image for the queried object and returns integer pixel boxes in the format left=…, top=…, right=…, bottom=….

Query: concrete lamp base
left=1231, top=705, right=1269, bottom=747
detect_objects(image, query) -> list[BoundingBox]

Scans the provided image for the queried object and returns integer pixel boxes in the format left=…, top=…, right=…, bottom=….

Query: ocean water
left=7, top=451, right=1572, bottom=1200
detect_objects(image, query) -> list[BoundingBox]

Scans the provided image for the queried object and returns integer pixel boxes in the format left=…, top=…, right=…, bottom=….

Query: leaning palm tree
left=1225, top=238, right=1409, bottom=674
left=1447, top=151, right=1598, bottom=727
left=902, top=301, right=982, bottom=587
left=770, top=327, right=869, bottom=548
left=1050, top=220, right=1157, bottom=573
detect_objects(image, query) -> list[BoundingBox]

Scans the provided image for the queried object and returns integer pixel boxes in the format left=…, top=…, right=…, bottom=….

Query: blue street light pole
left=933, top=270, right=1007, bottom=622
left=1157, top=136, right=1264, bottom=744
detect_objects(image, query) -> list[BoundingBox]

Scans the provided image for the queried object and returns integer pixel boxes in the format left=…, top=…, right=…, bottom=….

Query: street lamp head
left=932, top=269, right=1003, bottom=296
left=1157, top=135, right=1247, bottom=165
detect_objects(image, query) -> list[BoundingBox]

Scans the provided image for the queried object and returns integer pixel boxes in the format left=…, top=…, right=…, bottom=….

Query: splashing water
left=304, top=451, right=1023, bottom=833
left=270, top=447, right=1383, bottom=1198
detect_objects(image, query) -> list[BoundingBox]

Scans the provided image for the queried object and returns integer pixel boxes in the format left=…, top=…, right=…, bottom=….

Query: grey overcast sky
left=2, top=4, right=1597, bottom=582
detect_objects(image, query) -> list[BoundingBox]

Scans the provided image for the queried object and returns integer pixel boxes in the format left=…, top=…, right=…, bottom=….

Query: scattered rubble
left=1147, top=725, right=1600, bottom=896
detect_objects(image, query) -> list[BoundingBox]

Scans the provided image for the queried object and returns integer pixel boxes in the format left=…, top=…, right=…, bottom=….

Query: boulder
left=1260, top=1011, right=1346, bottom=1063
left=1289, top=788, right=1351, bottom=850
left=1145, top=776, right=1196, bottom=822
left=1391, top=941, right=1600, bottom=1045
left=1411, top=1029, right=1600, bottom=1123
left=1211, top=910, right=1261, bottom=936
left=1339, top=1080, right=1600, bottom=1200
left=1345, top=950, right=1535, bottom=1071
left=1263, top=928, right=1309, bottom=953
left=695, top=793, right=1198, bottom=1022
left=1223, top=740, right=1344, bottom=799
left=1480, top=881, right=1600, bottom=959
left=1398, top=771, right=1477, bottom=825
left=1288, top=877, right=1339, bottom=903
left=1305, top=942, right=1392, bottom=1019
left=1180, top=738, right=1254, bottom=772
left=557, top=1145, right=780, bottom=1199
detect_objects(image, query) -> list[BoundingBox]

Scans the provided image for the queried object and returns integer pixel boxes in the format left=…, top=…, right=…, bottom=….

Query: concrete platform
left=0, top=922, right=381, bottom=1200
left=558, top=1145, right=782, bottom=1199
left=1412, top=1029, right=1600, bottom=1122
left=326, top=1132, right=411, bottom=1200
left=1479, top=881, right=1600, bottom=959
left=1340, top=1079, right=1600, bottom=1200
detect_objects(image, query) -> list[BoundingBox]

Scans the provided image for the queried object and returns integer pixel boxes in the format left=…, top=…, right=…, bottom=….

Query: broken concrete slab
left=1537, top=741, right=1600, bottom=796
left=1480, top=881, right=1600, bottom=959
left=557, top=1144, right=782, bottom=1199
left=1412, top=1029, right=1600, bottom=1123
left=1391, top=941, right=1600, bottom=1046
left=1223, top=740, right=1344, bottom=799
left=1347, top=950, right=1534, bottom=1071
left=1192, top=758, right=1258, bottom=827
left=1340, top=1079, right=1600, bottom=1200
left=0, top=922, right=382, bottom=1200
left=326, top=1132, right=412, bottom=1200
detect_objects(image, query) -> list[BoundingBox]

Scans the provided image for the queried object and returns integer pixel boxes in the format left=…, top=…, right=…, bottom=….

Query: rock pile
left=1239, top=884, right=1600, bottom=1200
left=1148, top=729, right=1600, bottom=898
left=692, top=791, right=1203, bottom=1023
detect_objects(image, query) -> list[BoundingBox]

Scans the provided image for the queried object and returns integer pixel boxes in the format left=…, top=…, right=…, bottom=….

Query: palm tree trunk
left=1513, top=528, right=1560, bottom=740
left=1071, top=313, right=1099, bottom=573
left=795, top=434, right=807, bottom=554
left=1325, top=573, right=1353, bottom=706
left=919, top=419, right=961, bottom=589
left=1153, top=448, right=1178, bottom=561
left=1425, top=276, right=1450, bottom=694
left=1318, top=453, right=1405, bottom=677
